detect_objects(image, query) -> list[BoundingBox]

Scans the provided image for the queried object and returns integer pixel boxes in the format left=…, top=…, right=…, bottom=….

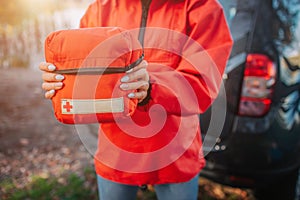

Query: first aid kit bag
left=44, top=27, right=144, bottom=124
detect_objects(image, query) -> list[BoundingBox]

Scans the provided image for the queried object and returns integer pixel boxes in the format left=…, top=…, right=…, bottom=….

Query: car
left=199, top=0, right=300, bottom=199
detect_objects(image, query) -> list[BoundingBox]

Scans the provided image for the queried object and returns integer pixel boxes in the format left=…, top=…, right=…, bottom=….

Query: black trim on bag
left=54, top=54, right=144, bottom=75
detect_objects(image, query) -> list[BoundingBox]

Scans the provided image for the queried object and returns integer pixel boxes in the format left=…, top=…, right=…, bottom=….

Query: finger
left=126, top=60, right=148, bottom=73
left=45, top=89, right=55, bottom=99
left=128, top=90, right=148, bottom=102
left=136, top=60, right=148, bottom=69
left=42, top=72, right=65, bottom=82
left=121, top=68, right=149, bottom=83
left=39, top=62, right=56, bottom=72
left=42, top=82, right=63, bottom=91
left=120, top=80, right=149, bottom=91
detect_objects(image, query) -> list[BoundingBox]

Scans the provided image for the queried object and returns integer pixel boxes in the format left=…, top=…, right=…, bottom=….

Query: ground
left=0, top=67, right=255, bottom=199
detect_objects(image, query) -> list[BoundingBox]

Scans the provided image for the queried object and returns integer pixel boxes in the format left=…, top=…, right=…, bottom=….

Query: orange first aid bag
left=44, top=27, right=144, bottom=124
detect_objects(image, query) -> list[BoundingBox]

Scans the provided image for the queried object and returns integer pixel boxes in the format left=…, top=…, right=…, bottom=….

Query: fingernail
left=48, top=64, right=56, bottom=71
left=141, top=60, right=148, bottom=66
left=120, top=84, right=129, bottom=89
left=55, top=82, right=63, bottom=87
left=55, top=74, right=65, bottom=80
left=49, top=89, right=55, bottom=94
left=121, top=76, right=129, bottom=82
left=126, top=69, right=133, bottom=73
left=128, top=93, right=135, bottom=98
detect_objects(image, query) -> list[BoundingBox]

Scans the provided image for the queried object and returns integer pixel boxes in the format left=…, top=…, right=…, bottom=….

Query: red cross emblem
left=63, top=101, right=73, bottom=112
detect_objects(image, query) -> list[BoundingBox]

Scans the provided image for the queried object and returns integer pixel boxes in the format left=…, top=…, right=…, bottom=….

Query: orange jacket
left=80, top=0, right=233, bottom=185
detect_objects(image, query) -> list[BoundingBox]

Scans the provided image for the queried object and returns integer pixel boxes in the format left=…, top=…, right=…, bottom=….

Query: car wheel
left=253, top=169, right=299, bottom=200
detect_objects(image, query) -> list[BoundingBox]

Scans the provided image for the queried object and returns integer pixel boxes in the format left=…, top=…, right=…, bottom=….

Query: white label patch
left=61, top=98, right=124, bottom=114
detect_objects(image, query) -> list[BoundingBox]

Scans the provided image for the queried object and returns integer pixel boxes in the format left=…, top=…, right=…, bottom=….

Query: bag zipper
left=53, top=54, right=144, bottom=75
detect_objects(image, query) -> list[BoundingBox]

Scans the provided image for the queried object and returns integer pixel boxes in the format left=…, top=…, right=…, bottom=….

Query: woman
left=39, top=0, right=233, bottom=199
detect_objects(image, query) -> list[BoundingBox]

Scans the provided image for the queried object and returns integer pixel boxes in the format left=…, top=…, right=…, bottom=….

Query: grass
left=0, top=167, right=157, bottom=200
left=0, top=168, right=98, bottom=200
left=0, top=168, right=253, bottom=200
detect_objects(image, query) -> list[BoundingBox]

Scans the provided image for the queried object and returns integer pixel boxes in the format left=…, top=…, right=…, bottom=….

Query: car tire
left=253, top=169, right=299, bottom=200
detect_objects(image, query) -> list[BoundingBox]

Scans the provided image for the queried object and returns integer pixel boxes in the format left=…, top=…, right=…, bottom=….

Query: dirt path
left=0, top=67, right=94, bottom=188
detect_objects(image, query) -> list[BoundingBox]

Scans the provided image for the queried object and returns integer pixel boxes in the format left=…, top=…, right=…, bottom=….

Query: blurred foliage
left=0, top=0, right=89, bottom=68
left=272, top=0, right=300, bottom=44
left=0, top=0, right=68, bottom=26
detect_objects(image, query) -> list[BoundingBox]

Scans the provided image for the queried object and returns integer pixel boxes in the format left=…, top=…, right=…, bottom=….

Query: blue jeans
left=97, top=174, right=199, bottom=200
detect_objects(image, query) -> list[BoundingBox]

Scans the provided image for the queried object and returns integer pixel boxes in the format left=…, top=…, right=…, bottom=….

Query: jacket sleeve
left=142, top=0, right=233, bottom=115
left=79, top=1, right=99, bottom=28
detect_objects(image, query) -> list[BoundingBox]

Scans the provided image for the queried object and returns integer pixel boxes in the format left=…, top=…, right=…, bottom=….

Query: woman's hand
left=39, top=62, right=64, bottom=99
left=39, top=60, right=150, bottom=103
left=120, top=60, right=150, bottom=103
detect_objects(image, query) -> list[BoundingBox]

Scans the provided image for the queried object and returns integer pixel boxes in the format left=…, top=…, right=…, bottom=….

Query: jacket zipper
left=138, top=1, right=152, bottom=189
left=138, top=0, right=152, bottom=47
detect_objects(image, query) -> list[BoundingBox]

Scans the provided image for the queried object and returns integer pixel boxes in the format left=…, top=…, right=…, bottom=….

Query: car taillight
left=238, top=54, right=276, bottom=117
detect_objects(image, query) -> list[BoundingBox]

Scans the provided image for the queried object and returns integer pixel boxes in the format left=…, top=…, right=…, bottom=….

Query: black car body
left=200, top=0, right=300, bottom=199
